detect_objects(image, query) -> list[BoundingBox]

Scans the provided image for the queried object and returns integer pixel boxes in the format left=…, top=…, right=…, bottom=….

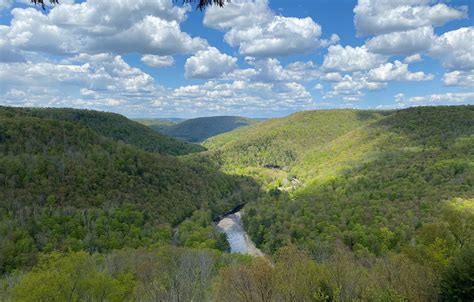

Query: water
left=216, top=211, right=264, bottom=257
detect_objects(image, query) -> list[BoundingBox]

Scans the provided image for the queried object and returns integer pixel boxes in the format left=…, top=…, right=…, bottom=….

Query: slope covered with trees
left=204, top=106, right=474, bottom=300
left=239, top=106, right=473, bottom=254
left=0, top=107, right=203, bottom=156
left=0, top=106, right=472, bottom=301
left=157, top=116, right=260, bottom=142
left=133, top=118, right=185, bottom=128
left=0, top=107, right=258, bottom=273
left=204, top=110, right=389, bottom=168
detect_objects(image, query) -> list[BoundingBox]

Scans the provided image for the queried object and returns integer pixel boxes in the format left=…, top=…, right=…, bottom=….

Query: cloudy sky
left=0, top=0, right=473, bottom=117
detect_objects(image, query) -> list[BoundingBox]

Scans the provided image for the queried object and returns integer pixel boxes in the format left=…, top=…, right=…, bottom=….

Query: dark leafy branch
left=181, top=0, right=229, bottom=10
left=30, top=0, right=59, bottom=10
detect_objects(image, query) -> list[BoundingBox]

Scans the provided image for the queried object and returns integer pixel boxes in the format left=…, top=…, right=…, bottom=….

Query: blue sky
left=0, top=0, right=473, bottom=117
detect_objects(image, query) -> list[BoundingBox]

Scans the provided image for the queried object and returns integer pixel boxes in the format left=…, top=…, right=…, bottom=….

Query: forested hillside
left=0, top=108, right=258, bottom=273
left=205, top=106, right=474, bottom=300
left=133, top=118, right=185, bottom=128
left=0, top=106, right=472, bottom=301
left=204, top=110, right=390, bottom=188
left=204, top=110, right=389, bottom=168
left=0, top=107, right=203, bottom=156
left=156, top=116, right=259, bottom=142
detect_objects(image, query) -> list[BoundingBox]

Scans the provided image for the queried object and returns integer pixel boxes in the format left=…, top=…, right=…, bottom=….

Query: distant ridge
left=153, top=115, right=260, bottom=142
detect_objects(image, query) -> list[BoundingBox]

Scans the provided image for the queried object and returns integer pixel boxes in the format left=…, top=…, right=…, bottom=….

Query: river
left=215, top=211, right=264, bottom=257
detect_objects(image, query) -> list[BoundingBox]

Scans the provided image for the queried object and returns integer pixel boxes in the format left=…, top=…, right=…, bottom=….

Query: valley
left=0, top=105, right=472, bottom=301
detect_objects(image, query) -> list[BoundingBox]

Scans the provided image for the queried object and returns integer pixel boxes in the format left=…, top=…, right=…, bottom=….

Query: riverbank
left=215, top=211, right=264, bottom=257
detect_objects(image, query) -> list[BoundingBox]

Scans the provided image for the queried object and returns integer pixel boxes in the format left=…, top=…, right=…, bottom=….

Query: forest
left=146, top=116, right=260, bottom=143
left=0, top=105, right=472, bottom=301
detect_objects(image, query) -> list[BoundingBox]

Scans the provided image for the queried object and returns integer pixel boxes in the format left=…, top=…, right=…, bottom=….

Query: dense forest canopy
left=0, top=106, right=204, bottom=156
left=0, top=106, right=259, bottom=274
left=153, top=116, right=260, bottom=142
left=0, top=105, right=473, bottom=301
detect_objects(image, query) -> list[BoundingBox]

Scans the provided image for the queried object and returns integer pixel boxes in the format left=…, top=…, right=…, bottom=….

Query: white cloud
left=2, top=1, right=207, bottom=56
left=224, top=16, right=322, bottom=57
left=0, top=0, right=12, bottom=10
left=169, top=80, right=313, bottom=115
left=204, top=0, right=329, bottom=57
left=368, top=60, right=433, bottom=81
left=322, top=45, right=386, bottom=72
left=320, top=72, right=344, bottom=82
left=203, top=0, right=273, bottom=30
left=314, top=83, right=324, bottom=90
left=430, top=27, right=474, bottom=71
left=185, top=47, right=238, bottom=79
left=366, top=26, right=435, bottom=55
left=354, top=0, right=467, bottom=36
left=242, top=58, right=318, bottom=82
left=404, top=54, right=422, bottom=64
left=324, top=73, right=386, bottom=101
left=442, top=70, right=474, bottom=87
left=395, top=92, right=474, bottom=106
left=141, top=55, right=174, bottom=68
left=0, top=53, right=156, bottom=111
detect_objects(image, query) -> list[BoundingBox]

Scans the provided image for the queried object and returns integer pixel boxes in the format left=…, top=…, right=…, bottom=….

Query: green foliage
left=440, top=242, right=474, bottom=301
left=207, top=106, right=473, bottom=299
left=204, top=109, right=387, bottom=169
left=0, top=106, right=203, bottom=155
left=12, top=252, right=135, bottom=302
left=6, top=246, right=245, bottom=302
left=132, top=117, right=183, bottom=127
left=214, top=245, right=439, bottom=301
left=0, top=107, right=259, bottom=272
left=1, top=105, right=472, bottom=301
left=158, top=116, right=259, bottom=142
left=231, top=106, right=474, bottom=257
left=177, top=210, right=230, bottom=251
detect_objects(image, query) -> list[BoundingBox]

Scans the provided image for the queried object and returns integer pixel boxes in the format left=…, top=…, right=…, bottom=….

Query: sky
left=0, top=0, right=473, bottom=118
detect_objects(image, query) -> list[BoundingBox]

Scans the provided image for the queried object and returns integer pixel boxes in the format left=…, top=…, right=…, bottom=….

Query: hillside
left=203, top=110, right=390, bottom=187
left=205, top=106, right=474, bottom=259
left=133, top=118, right=186, bottom=128
left=0, top=107, right=204, bottom=156
left=204, top=106, right=474, bottom=250
left=157, top=116, right=260, bottom=142
left=0, top=106, right=472, bottom=301
left=0, top=108, right=258, bottom=273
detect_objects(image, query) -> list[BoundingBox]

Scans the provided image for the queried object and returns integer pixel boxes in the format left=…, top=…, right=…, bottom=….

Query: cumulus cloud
left=204, top=0, right=330, bottom=57
left=366, top=26, right=435, bottom=55
left=0, top=53, right=156, bottom=111
left=322, top=45, right=386, bottom=72
left=442, top=70, right=474, bottom=87
left=404, top=54, right=422, bottom=64
left=395, top=92, right=474, bottom=106
left=141, top=55, right=174, bottom=68
left=224, top=16, right=322, bottom=57
left=354, top=0, right=467, bottom=36
left=324, top=73, right=386, bottom=101
left=314, top=83, right=324, bottom=90
left=240, top=58, right=318, bottom=82
left=185, top=47, right=238, bottom=79
left=368, top=60, right=433, bottom=81
left=0, top=0, right=12, bottom=10
left=169, top=80, right=313, bottom=115
left=203, top=0, right=273, bottom=30
left=430, top=27, right=474, bottom=71
left=2, top=0, right=207, bottom=56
